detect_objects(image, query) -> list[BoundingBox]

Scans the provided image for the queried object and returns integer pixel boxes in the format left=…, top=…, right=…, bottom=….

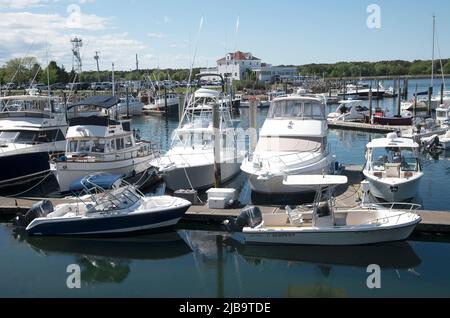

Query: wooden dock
left=328, top=121, right=403, bottom=134
left=0, top=165, right=449, bottom=235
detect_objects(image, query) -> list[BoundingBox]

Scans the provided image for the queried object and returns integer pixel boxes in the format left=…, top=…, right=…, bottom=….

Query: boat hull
left=242, top=222, right=419, bottom=246
left=26, top=206, right=190, bottom=237
left=163, top=161, right=242, bottom=191
left=244, top=157, right=335, bottom=194
left=53, top=155, right=155, bottom=193
left=0, top=152, right=53, bottom=189
left=372, top=116, right=413, bottom=126
left=363, top=174, right=421, bottom=202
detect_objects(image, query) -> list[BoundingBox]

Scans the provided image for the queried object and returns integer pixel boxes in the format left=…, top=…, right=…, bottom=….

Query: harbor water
left=0, top=78, right=449, bottom=297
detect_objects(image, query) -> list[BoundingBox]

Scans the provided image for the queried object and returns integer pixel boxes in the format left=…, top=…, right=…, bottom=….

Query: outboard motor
left=14, top=200, right=54, bottom=228
left=224, top=206, right=263, bottom=232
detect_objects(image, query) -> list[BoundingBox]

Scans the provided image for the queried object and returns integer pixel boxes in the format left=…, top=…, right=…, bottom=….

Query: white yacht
left=225, top=175, right=421, bottom=245
left=241, top=95, right=335, bottom=194
left=0, top=92, right=67, bottom=189
left=142, top=93, right=180, bottom=116
left=152, top=86, right=244, bottom=191
left=51, top=96, right=159, bottom=193
left=327, top=99, right=369, bottom=122
left=363, top=133, right=423, bottom=202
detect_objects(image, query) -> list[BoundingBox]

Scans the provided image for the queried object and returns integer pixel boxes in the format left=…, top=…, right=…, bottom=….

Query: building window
left=235, top=73, right=238, bottom=77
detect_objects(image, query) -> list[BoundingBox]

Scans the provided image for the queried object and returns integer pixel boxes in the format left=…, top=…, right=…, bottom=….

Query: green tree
left=444, top=61, right=450, bottom=74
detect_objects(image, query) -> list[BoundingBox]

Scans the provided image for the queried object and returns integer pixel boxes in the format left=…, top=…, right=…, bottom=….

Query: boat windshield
left=91, top=187, right=141, bottom=212
left=0, top=130, right=65, bottom=144
left=268, top=100, right=325, bottom=119
left=371, top=148, right=419, bottom=172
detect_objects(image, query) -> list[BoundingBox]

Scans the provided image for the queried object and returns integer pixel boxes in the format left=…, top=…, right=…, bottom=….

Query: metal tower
left=94, top=51, right=101, bottom=81
left=71, top=37, right=83, bottom=74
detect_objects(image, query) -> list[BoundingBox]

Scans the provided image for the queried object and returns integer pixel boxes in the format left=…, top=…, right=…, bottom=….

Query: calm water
left=1, top=225, right=450, bottom=298
left=1, top=78, right=449, bottom=298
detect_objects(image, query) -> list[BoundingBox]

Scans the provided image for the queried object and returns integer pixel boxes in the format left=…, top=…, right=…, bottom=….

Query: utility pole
left=136, top=54, right=139, bottom=71
left=94, top=51, right=101, bottom=82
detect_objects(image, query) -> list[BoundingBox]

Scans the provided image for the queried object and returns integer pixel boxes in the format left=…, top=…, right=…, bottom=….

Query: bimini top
left=68, top=95, right=119, bottom=110
left=367, top=133, right=419, bottom=149
left=194, top=88, right=220, bottom=99
left=70, top=173, right=123, bottom=192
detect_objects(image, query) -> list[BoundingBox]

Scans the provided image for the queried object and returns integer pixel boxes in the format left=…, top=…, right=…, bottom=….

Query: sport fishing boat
left=327, top=99, right=369, bottom=122
left=14, top=174, right=192, bottom=237
left=241, top=95, right=335, bottom=194
left=152, top=75, right=244, bottom=191
left=363, top=133, right=423, bottom=202
left=51, top=95, right=159, bottom=193
left=225, top=175, right=421, bottom=245
left=142, top=92, right=180, bottom=116
left=0, top=92, right=67, bottom=190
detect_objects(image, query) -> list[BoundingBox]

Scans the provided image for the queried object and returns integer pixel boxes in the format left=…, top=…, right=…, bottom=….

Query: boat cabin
left=268, top=96, right=326, bottom=120
left=365, top=134, right=421, bottom=179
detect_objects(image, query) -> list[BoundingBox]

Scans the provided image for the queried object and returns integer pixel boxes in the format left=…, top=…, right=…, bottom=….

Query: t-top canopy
left=68, top=95, right=119, bottom=110
left=70, top=173, right=123, bottom=192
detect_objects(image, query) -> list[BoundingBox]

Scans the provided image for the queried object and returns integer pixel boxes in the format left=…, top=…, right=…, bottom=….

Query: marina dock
left=328, top=121, right=403, bottom=134
left=1, top=165, right=449, bottom=235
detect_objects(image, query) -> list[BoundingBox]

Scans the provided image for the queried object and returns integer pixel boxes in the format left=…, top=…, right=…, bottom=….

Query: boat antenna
left=431, top=15, right=436, bottom=89
left=112, top=62, right=116, bottom=96
left=182, top=16, right=204, bottom=121
left=234, top=15, right=240, bottom=53
left=46, top=41, right=51, bottom=103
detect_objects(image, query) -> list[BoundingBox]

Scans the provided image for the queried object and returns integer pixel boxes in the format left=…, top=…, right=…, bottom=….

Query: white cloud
left=0, top=0, right=46, bottom=9
left=148, top=32, right=166, bottom=39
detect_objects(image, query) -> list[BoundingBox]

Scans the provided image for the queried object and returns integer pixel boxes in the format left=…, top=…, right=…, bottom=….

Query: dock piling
left=213, top=102, right=222, bottom=188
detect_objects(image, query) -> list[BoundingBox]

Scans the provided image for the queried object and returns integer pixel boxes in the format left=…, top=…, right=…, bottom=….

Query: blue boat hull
left=27, top=206, right=190, bottom=237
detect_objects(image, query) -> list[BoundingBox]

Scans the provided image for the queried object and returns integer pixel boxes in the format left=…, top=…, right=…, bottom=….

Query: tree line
left=1, top=56, right=449, bottom=86
left=297, top=59, right=450, bottom=78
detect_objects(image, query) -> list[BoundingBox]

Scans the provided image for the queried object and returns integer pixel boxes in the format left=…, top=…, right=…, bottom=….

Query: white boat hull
left=363, top=174, right=421, bottom=202
left=244, top=157, right=335, bottom=194
left=243, top=222, right=418, bottom=246
left=53, top=156, right=154, bottom=193
left=163, top=161, right=242, bottom=191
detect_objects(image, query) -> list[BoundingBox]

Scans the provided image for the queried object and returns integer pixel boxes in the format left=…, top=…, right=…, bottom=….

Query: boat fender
left=224, top=206, right=263, bottom=232
left=14, top=200, right=54, bottom=228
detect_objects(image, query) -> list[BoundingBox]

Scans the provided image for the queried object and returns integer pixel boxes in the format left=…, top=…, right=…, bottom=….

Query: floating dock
left=0, top=165, right=449, bottom=235
left=328, top=121, right=402, bottom=134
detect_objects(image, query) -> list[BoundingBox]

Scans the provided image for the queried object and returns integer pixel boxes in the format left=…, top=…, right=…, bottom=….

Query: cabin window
left=92, top=140, right=106, bottom=153
left=0, top=131, right=19, bottom=143
left=116, top=138, right=124, bottom=150
left=16, top=131, right=37, bottom=144
left=268, top=100, right=325, bottom=119
left=78, top=141, right=91, bottom=153
left=110, top=139, right=116, bottom=151
left=125, top=136, right=133, bottom=148
left=68, top=140, right=78, bottom=153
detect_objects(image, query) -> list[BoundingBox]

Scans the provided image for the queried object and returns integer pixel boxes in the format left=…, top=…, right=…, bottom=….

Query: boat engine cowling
left=225, top=206, right=263, bottom=232
left=14, top=200, right=54, bottom=228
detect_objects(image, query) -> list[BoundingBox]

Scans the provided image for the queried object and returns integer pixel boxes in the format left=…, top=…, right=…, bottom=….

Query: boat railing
left=250, top=148, right=329, bottom=174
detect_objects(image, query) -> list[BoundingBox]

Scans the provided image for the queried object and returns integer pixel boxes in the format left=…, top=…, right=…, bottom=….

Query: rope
left=0, top=172, right=53, bottom=199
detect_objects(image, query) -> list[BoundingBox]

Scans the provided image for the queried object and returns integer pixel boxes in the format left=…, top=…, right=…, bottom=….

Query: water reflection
left=15, top=230, right=192, bottom=285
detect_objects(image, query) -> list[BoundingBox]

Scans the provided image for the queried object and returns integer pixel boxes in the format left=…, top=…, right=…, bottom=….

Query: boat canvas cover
left=255, top=136, right=322, bottom=153
left=69, top=174, right=123, bottom=192
left=68, top=95, right=119, bottom=110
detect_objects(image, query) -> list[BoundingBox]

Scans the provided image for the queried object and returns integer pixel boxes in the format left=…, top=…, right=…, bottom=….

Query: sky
left=0, top=0, right=449, bottom=71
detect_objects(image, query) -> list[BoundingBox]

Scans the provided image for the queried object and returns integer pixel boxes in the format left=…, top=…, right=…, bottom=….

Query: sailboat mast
left=112, top=63, right=115, bottom=96
left=431, top=15, right=435, bottom=89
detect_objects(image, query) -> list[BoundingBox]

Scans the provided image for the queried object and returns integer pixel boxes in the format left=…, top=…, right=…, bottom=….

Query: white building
left=217, top=51, right=261, bottom=81
left=216, top=51, right=298, bottom=83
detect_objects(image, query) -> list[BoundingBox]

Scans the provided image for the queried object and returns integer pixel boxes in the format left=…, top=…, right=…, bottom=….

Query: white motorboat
left=241, top=95, right=335, bottom=194
left=14, top=174, right=191, bottom=237
left=327, top=99, right=369, bottom=122
left=116, top=95, right=143, bottom=116
left=225, top=175, right=421, bottom=245
left=0, top=92, right=67, bottom=189
left=437, top=130, right=450, bottom=149
left=363, top=133, right=423, bottom=202
left=435, top=104, right=450, bottom=126
left=142, top=93, right=180, bottom=116
left=152, top=76, right=244, bottom=191
left=51, top=95, right=159, bottom=193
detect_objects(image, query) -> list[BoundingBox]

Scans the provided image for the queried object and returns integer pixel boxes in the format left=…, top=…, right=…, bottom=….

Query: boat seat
left=385, top=163, right=401, bottom=178
left=285, top=206, right=304, bottom=225
left=263, top=213, right=289, bottom=227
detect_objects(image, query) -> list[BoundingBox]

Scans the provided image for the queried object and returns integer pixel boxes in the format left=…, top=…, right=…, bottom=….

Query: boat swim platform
left=328, top=121, right=404, bottom=134
left=0, top=166, right=449, bottom=235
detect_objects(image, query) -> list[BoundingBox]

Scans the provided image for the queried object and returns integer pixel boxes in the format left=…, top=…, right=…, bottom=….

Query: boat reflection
left=226, top=239, right=422, bottom=270
left=15, top=231, right=192, bottom=285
